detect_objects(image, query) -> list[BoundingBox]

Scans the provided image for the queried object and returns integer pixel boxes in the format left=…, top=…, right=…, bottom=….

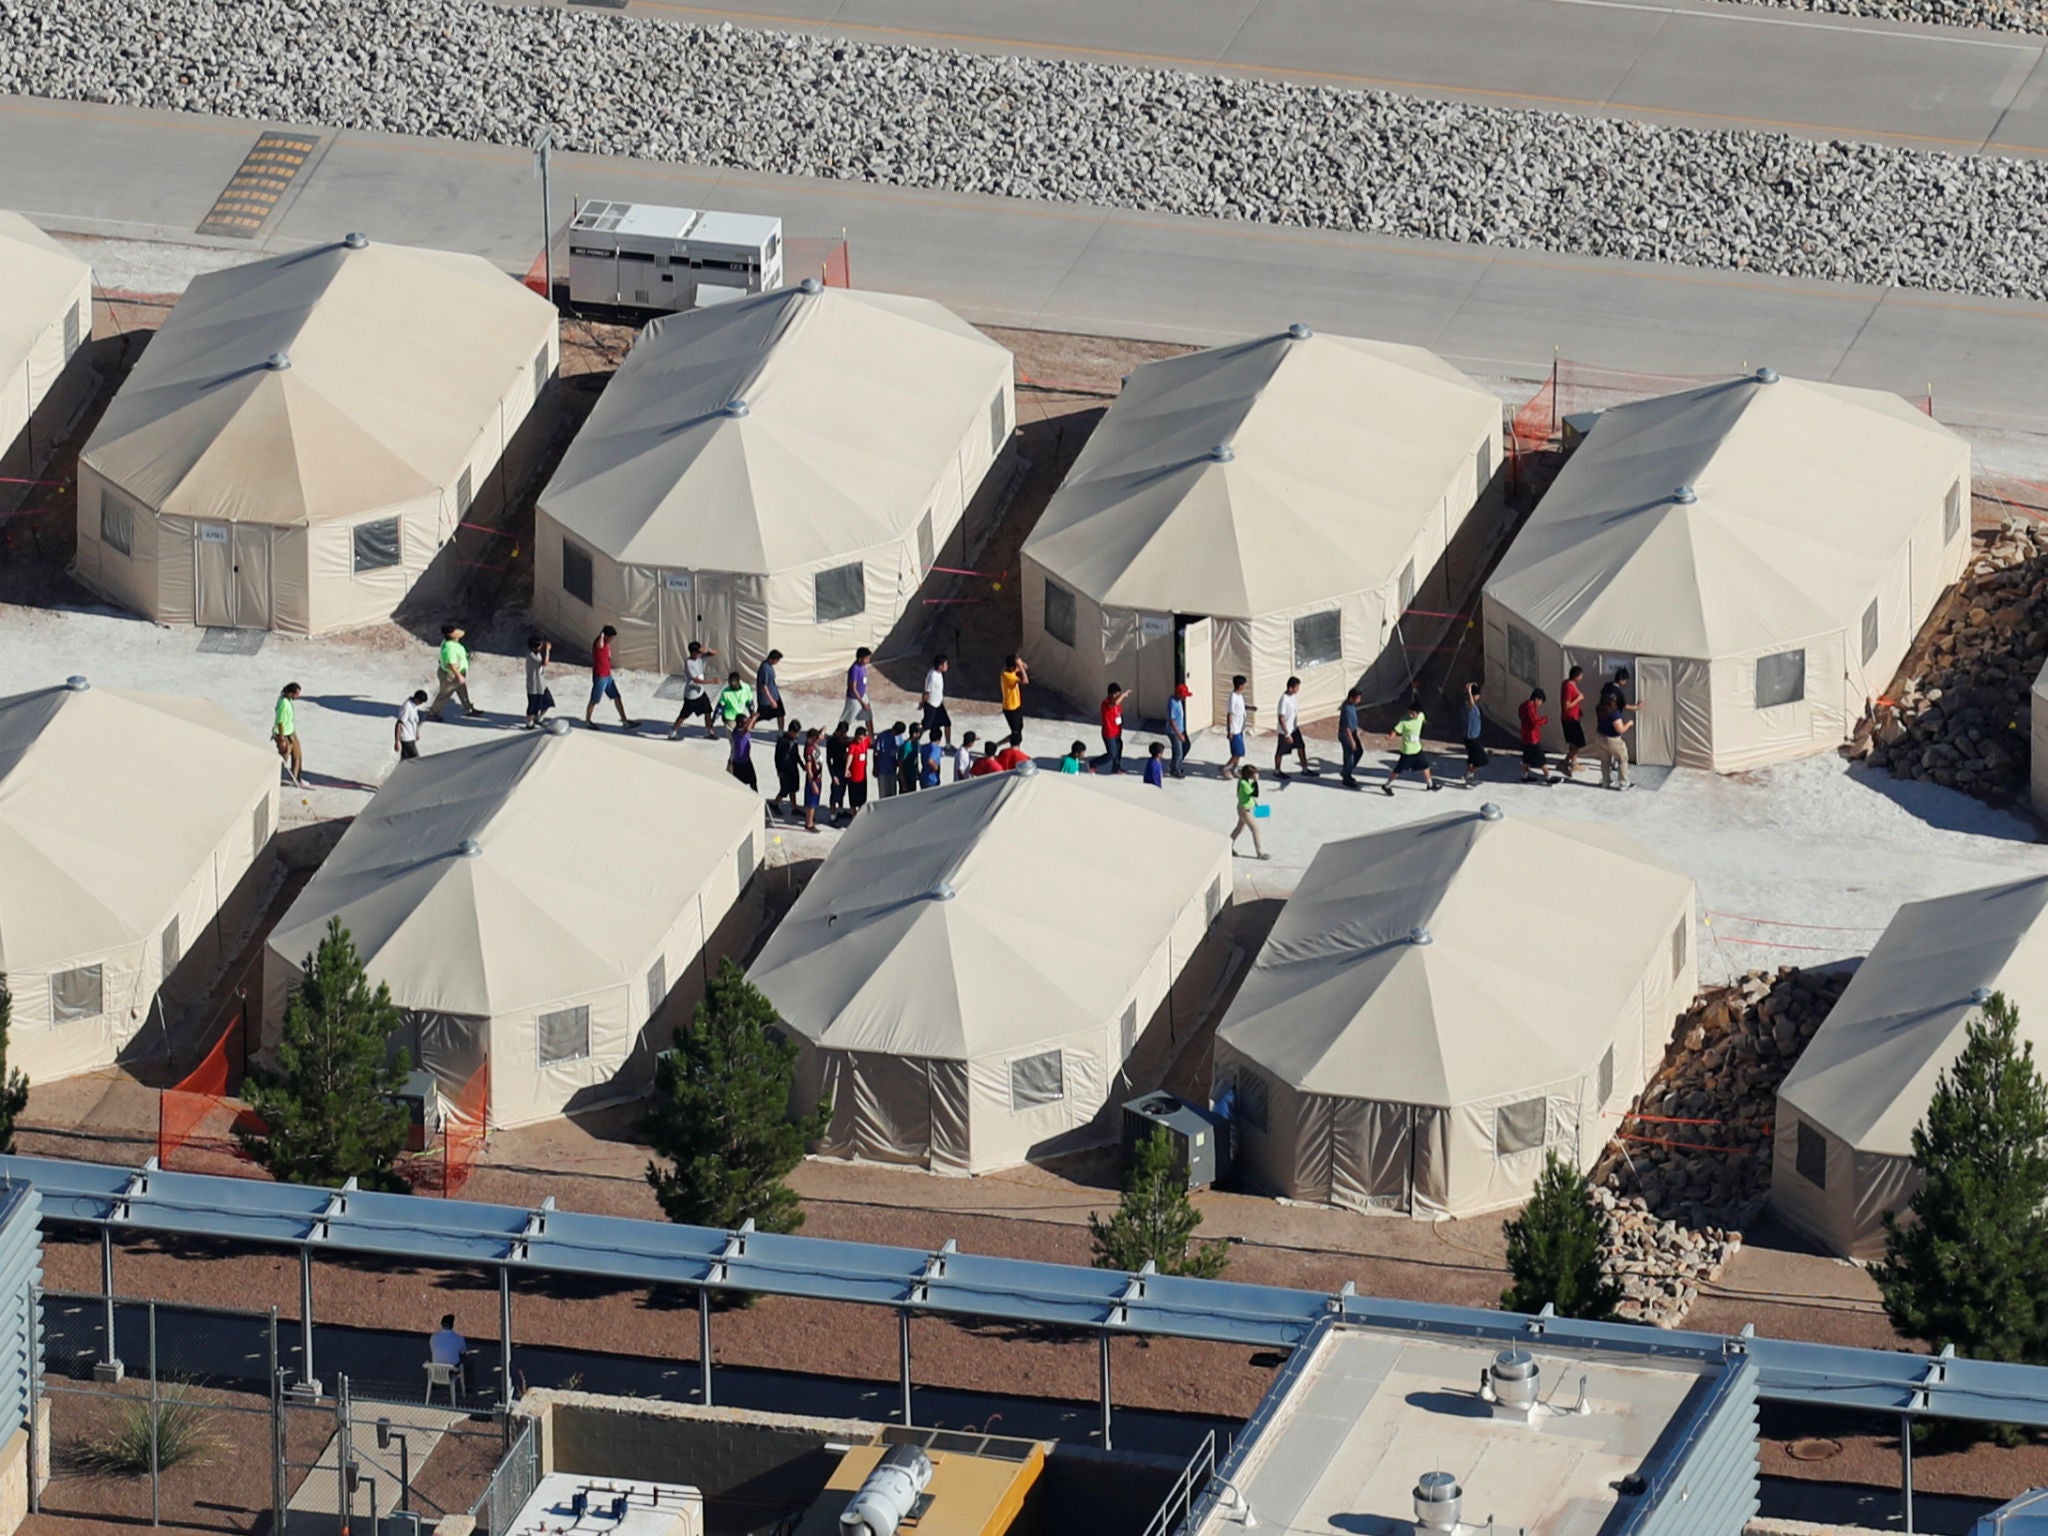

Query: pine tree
left=0, top=983, right=31, bottom=1155
left=1500, top=1153, right=1621, bottom=1320
left=643, top=960, right=825, bottom=1234
left=1089, top=1127, right=1230, bottom=1278
left=238, top=919, right=412, bottom=1190
left=1875, top=992, right=2048, bottom=1368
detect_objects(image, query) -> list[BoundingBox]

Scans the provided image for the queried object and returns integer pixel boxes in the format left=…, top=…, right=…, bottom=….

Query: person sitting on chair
left=429, top=1313, right=468, bottom=1397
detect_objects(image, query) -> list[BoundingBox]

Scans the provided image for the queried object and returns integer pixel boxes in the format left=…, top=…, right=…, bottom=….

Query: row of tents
left=5, top=220, right=1971, bottom=776
left=0, top=675, right=2029, bottom=1255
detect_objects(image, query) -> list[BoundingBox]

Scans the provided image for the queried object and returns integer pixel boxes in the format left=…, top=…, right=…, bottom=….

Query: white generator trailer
left=567, top=201, right=784, bottom=313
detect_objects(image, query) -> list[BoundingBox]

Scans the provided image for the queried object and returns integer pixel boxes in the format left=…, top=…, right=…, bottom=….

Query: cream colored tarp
left=0, top=212, right=95, bottom=519
left=75, top=236, right=557, bottom=635
left=261, top=727, right=762, bottom=1129
left=535, top=283, right=1014, bottom=680
left=0, top=681, right=278, bottom=1084
left=1773, top=876, right=2048, bottom=1259
left=2032, top=659, right=2048, bottom=813
left=1483, top=372, right=1970, bottom=772
left=1021, top=330, right=1502, bottom=728
left=749, top=768, right=1233, bottom=1174
left=1215, top=808, right=1696, bottom=1218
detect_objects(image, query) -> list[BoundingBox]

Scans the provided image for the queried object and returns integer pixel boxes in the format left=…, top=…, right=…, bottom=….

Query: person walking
left=801, top=727, right=824, bottom=832
left=1143, top=740, right=1167, bottom=787
left=429, top=625, right=480, bottom=720
left=1166, top=683, right=1192, bottom=778
left=1517, top=687, right=1556, bottom=784
left=841, top=647, right=874, bottom=731
left=523, top=636, right=555, bottom=729
left=1337, top=687, right=1365, bottom=789
left=1096, top=685, right=1127, bottom=774
left=716, top=670, right=754, bottom=738
left=755, top=650, right=786, bottom=734
left=952, top=730, right=979, bottom=784
left=395, top=689, right=427, bottom=761
left=999, top=655, right=1029, bottom=744
left=1461, top=681, right=1489, bottom=788
left=920, top=655, right=952, bottom=742
left=1060, top=740, right=1087, bottom=774
left=273, top=683, right=305, bottom=789
left=899, top=730, right=923, bottom=795
left=771, top=718, right=803, bottom=819
left=847, top=725, right=872, bottom=813
left=826, top=721, right=851, bottom=821
left=919, top=726, right=946, bottom=789
left=1231, top=765, right=1269, bottom=859
left=667, top=639, right=716, bottom=739
left=585, top=625, right=637, bottom=730
left=1273, top=676, right=1311, bottom=783
left=727, top=713, right=760, bottom=792
left=1559, top=665, right=1587, bottom=778
left=1224, top=676, right=1249, bottom=777
left=1382, top=702, right=1439, bottom=795
left=1596, top=688, right=1634, bottom=790
left=874, top=721, right=906, bottom=800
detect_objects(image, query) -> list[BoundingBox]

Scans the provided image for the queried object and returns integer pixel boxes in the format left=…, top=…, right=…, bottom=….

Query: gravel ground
left=1724, top=0, right=2048, bottom=34
left=13, top=0, right=2048, bottom=300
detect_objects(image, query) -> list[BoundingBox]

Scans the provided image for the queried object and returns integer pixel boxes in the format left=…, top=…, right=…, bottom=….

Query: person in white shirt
left=429, top=1313, right=468, bottom=1394
left=952, top=730, right=977, bottom=782
left=920, top=654, right=952, bottom=743
left=1273, top=675, right=1313, bottom=783
left=394, top=690, right=426, bottom=761
left=1223, top=675, right=1250, bottom=777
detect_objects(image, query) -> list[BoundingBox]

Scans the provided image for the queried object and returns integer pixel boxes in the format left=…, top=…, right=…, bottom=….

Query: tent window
left=1672, top=917, right=1688, bottom=981
left=990, top=392, right=1007, bottom=455
left=51, top=964, right=103, bottom=1024
left=1293, top=609, right=1342, bottom=669
left=562, top=540, right=594, bottom=606
left=1861, top=597, right=1880, bottom=666
left=1495, top=1097, right=1547, bottom=1157
left=64, top=302, right=81, bottom=357
left=1009, top=1049, right=1065, bottom=1111
left=101, top=493, right=134, bottom=558
left=1235, top=1068, right=1270, bottom=1132
left=646, top=957, right=666, bottom=1020
left=352, top=517, right=402, bottom=574
left=1474, top=440, right=1490, bottom=501
left=815, top=561, right=866, bottom=624
left=161, top=917, right=179, bottom=981
left=253, top=797, right=270, bottom=855
left=1506, top=624, right=1538, bottom=685
left=537, top=1005, right=591, bottom=1066
left=736, top=833, right=755, bottom=893
left=1120, top=1001, right=1138, bottom=1059
left=1043, top=580, right=1076, bottom=648
left=917, top=511, right=935, bottom=572
left=1796, top=1120, right=1827, bottom=1188
left=1596, top=1045, right=1614, bottom=1107
left=1397, top=561, right=1417, bottom=616
left=1205, top=876, right=1224, bottom=926
left=1755, top=648, right=1806, bottom=709
left=1944, top=481, right=1963, bottom=542
left=456, top=466, right=475, bottom=517
left=532, top=345, right=550, bottom=401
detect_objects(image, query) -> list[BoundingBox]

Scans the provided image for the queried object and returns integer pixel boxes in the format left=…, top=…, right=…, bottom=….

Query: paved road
left=9, top=94, right=2048, bottom=436
left=508, top=0, right=2048, bottom=156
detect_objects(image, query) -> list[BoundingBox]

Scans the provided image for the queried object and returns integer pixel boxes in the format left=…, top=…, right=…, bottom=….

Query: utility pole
left=532, top=127, right=555, bottom=302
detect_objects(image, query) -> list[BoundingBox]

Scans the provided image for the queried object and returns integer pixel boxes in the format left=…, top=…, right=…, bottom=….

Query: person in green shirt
left=1231, top=764, right=1268, bottom=859
left=1382, top=703, right=1440, bottom=796
left=272, top=682, right=304, bottom=789
left=714, top=671, right=755, bottom=740
left=1059, top=740, right=1087, bottom=774
left=429, top=624, right=481, bottom=720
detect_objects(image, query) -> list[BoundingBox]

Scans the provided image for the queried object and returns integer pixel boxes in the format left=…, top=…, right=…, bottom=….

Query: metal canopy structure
left=7, top=1153, right=2048, bottom=1436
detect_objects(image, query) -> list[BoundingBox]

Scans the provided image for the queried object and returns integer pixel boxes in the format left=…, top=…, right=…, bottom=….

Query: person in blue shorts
left=1224, top=674, right=1248, bottom=777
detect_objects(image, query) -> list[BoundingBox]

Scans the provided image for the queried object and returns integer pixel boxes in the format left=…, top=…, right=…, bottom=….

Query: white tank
left=839, top=1445, right=935, bottom=1536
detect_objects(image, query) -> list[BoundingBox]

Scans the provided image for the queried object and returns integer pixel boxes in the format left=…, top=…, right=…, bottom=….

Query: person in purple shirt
left=727, top=713, right=759, bottom=792
left=840, top=646, right=874, bottom=730
left=1143, top=740, right=1167, bottom=787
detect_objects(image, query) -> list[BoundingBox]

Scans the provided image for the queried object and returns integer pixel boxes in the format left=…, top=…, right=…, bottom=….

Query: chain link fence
left=466, top=1416, right=539, bottom=1536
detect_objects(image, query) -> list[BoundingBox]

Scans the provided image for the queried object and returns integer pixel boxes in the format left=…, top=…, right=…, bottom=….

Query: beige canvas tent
left=2032, top=659, right=2048, bottom=812
left=0, top=679, right=278, bottom=1084
left=261, top=724, right=763, bottom=1129
left=534, top=282, right=1015, bottom=679
left=749, top=768, right=1233, bottom=1174
left=1020, top=328, right=1502, bottom=729
left=1773, top=877, right=2048, bottom=1260
left=75, top=235, right=558, bottom=635
left=1215, top=807, right=1696, bottom=1218
left=0, top=213, right=95, bottom=520
left=1483, top=371, right=1970, bottom=772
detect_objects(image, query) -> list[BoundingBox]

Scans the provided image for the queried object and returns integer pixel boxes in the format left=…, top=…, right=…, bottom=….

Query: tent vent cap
left=723, top=398, right=751, bottom=418
left=265, top=352, right=291, bottom=371
left=930, top=882, right=956, bottom=902
left=1407, top=925, right=1433, bottom=947
left=342, top=231, right=369, bottom=250
left=1209, top=443, right=1236, bottom=463
left=1015, top=759, right=1038, bottom=776
left=1478, top=803, right=1503, bottom=822
left=457, top=838, right=483, bottom=859
left=64, top=675, right=90, bottom=692
left=1672, top=484, right=1697, bottom=504
left=1286, top=323, right=1313, bottom=340
left=798, top=276, right=823, bottom=295
left=1971, top=986, right=1994, bottom=1006
left=1754, top=365, right=1780, bottom=384
left=544, top=718, right=572, bottom=736
left=1413, top=1471, right=1462, bottom=1533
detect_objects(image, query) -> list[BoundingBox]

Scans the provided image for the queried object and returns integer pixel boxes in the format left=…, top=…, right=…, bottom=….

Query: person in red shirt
left=584, top=625, right=637, bottom=731
left=993, top=734, right=1032, bottom=772
left=846, top=725, right=872, bottom=814
left=1517, top=687, right=1557, bottom=785
left=1096, top=684, right=1127, bottom=774
left=968, top=744, right=1004, bottom=777
left=1558, top=664, right=1587, bottom=779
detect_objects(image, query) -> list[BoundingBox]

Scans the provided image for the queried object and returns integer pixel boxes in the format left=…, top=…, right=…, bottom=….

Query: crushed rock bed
left=14, top=0, right=2048, bottom=300
left=1723, top=0, right=2048, bottom=34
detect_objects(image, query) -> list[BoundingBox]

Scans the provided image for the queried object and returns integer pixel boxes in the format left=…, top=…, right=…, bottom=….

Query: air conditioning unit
left=1121, top=1093, right=1230, bottom=1190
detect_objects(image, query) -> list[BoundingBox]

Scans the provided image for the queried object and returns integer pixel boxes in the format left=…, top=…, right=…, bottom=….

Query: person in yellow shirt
left=999, top=654, right=1029, bottom=744
left=272, top=683, right=304, bottom=789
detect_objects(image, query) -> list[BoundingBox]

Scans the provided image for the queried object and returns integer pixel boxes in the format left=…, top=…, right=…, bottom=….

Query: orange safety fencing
left=156, top=1005, right=262, bottom=1173
left=401, top=1060, right=490, bottom=1198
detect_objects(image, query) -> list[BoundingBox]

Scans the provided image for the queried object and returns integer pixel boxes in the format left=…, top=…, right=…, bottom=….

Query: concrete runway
left=8, top=94, right=2048, bottom=435
left=507, top=0, right=2048, bottom=156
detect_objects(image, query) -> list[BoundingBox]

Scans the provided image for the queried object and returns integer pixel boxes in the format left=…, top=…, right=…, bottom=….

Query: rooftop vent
left=1413, top=1471, right=1462, bottom=1534
left=457, top=838, right=483, bottom=860
left=840, top=1443, right=934, bottom=1536
left=1015, top=759, right=1038, bottom=776
left=64, top=675, right=89, bottom=692
left=1754, top=366, right=1780, bottom=384
left=342, top=231, right=368, bottom=250
left=1672, top=485, right=1697, bottom=505
left=1209, top=443, right=1236, bottom=463
left=1490, top=1349, right=1540, bottom=1410
left=930, top=882, right=956, bottom=902
left=265, top=352, right=291, bottom=372
left=1971, top=986, right=1994, bottom=1006
left=799, top=276, right=823, bottom=295
left=1478, top=803, right=1503, bottom=822
left=1407, top=926, right=1433, bottom=947
left=723, top=398, right=751, bottom=418
left=1287, top=323, right=1312, bottom=340
left=544, top=718, right=572, bottom=736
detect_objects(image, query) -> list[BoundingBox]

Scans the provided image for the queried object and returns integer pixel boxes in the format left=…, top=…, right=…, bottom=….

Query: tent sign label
left=1139, top=614, right=1172, bottom=638
left=198, top=525, right=230, bottom=543
left=197, top=132, right=321, bottom=239
left=664, top=573, right=692, bottom=591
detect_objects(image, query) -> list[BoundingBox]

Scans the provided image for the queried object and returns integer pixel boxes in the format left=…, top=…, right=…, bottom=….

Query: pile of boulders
left=1595, top=966, right=1848, bottom=1325
left=1859, top=519, right=2048, bottom=806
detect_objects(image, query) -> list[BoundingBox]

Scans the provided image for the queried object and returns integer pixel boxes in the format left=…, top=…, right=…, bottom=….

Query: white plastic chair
left=424, top=1360, right=460, bottom=1407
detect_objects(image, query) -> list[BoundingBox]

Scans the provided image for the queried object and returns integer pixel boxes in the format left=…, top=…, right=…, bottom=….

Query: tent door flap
left=1634, top=655, right=1675, bottom=766
left=1177, top=615, right=1214, bottom=730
